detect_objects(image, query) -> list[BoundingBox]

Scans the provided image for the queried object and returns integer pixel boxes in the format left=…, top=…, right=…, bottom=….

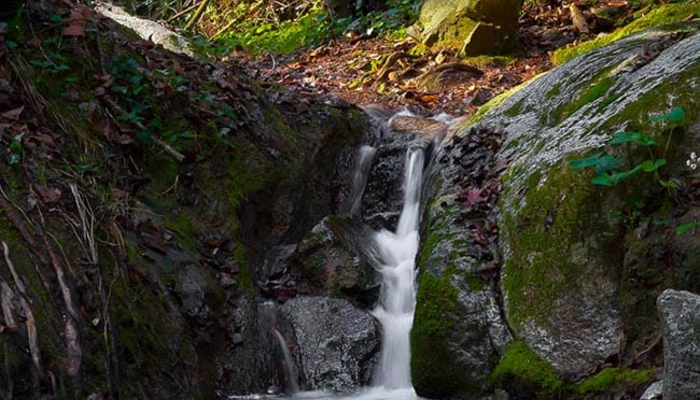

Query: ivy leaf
left=592, top=173, right=616, bottom=186
left=592, top=165, right=642, bottom=186
left=610, top=131, right=657, bottom=146
left=641, top=158, right=667, bottom=172
left=676, top=221, right=699, bottom=235
left=569, top=153, right=603, bottom=169
left=595, top=155, right=623, bottom=174
left=652, top=107, right=685, bottom=123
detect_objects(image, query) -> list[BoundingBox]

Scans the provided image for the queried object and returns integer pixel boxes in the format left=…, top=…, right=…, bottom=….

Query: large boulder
left=657, top=290, right=700, bottom=400
left=280, top=296, right=380, bottom=392
left=469, top=22, right=700, bottom=380
left=411, top=127, right=511, bottom=399
left=406, top=0, right=521, bottom=55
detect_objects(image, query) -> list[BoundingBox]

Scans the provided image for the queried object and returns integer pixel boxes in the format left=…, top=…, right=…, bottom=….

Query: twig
left=0, top=282, right=18, bottom=332
left=20, top=295, right=41, bottom=376
left=40, top=232, right=81, bottom=324
left=168, top=1, right=201, bottom=22
left=101, top=97, right=186, bottom=162
left=69, top=183, right=98, bottom=264
left=184, top=0, right=211, bottom=30
left=64, top=318, right=82, bottom=376
left=1, top=244, right=42, bottom=376
left=634, top=333, right=662, bottom=362
left=2, top=242, right=27, bottom=296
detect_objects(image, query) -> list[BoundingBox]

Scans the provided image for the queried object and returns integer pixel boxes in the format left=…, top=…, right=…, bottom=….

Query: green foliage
left=192, top=0, right=422, bottom=56
left=568, top=107, right=685, bottom=189
left=677, top=221, right=700, bottom=235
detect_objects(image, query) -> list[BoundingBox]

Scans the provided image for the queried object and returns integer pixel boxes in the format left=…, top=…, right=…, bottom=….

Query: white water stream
left=372, top=148, right=424, bottom=391
left=238, top=135, right=432, bottom=400
left=272, top=329, right=301, bottom=394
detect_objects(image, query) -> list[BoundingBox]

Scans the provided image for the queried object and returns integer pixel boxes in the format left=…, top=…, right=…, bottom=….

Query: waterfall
left=372, top=148, right=425, bottom=390
left=272, top=328, right=300, bottom=394
left=350, top=145, right=377, bottom=215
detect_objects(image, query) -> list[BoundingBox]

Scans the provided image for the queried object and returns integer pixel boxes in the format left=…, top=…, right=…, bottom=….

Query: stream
left=231, top=114, right=441, bottom=400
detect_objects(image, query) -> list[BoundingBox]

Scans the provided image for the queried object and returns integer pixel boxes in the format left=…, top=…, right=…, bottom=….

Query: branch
left=0, top=282, right=18, bottom=332
left=184, top=0, right=211, bottom=31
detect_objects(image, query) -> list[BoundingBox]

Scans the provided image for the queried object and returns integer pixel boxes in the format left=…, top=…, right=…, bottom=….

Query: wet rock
left=280, top=296, right=380, bottom=392
left=412, top=128, right=511, bottom=399
left=640, top=380, right=663, bottom=400
left=657, top=290, right=700, bottom=400
left=291, top=215, right=380, bottom=308
left=262, top=244, right=297, bottom=279
left=219, top=298, right=279, bottom=395
left=362, top=125, right=434, bottom=223
left=406, top=0, right=521, bottom=55
left=174, top=264, right=211, bottom=320
left=479, top=27, right=700, bottom=378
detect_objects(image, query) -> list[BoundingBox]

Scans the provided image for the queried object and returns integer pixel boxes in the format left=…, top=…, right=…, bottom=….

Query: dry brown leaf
left=63, top=23, right=85, bottom=37
left=1, top=106, right=24, bottom=120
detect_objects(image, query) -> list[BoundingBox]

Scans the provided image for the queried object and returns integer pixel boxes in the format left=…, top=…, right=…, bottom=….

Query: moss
left=602, top=63, right=700, bottom=137
left=491, top=341, right=565, bottom=400
left=165, top=213, right=198, bottom=251
left=551, top=4, right=700, bottom=65
left=573, top=368, right=654, bottom=394
left=555, top=76, right=616, bottom=122
left=412, top=270, right=480, bottom=398
left=462, top=55, right=515, bottom=69
left=233, top=244, right=254, bottom=294
left=501, top=161, right=618, bottom=327
left=468, top=73, right=545, bottom=125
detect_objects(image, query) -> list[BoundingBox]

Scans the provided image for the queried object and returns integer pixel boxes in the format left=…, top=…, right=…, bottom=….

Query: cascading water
left=272, top=328, right=301, bottom=394
left=372, top=148, right=424, bottom=392
left=350, top=145, right=377, bottom=216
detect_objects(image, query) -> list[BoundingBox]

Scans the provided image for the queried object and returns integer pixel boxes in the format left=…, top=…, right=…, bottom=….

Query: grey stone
left=640, top=380, right=663, bottom=400
left=658, top=290, right=700, bottom=400
left=411, top=133, right=511, bottom=399
left=280, top=296, right=380, bottom=392
left=291, top=215, right=380, bottom=308
left=476, top=27, right=700, bottom=378
left=95, top=3, right=195, bottom=57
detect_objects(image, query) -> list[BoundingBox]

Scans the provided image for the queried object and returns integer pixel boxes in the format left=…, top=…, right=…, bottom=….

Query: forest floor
left=230, top=0, right=637, bottom=116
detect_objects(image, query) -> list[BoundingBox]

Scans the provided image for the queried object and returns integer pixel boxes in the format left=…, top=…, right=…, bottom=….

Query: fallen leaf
left=34, top=185, right=62, bottom=204
left=27, top=37, right=42, bottom=48
left=1, top=106, right=24, bottom=120
left=463, top=188, right=487, bottom=206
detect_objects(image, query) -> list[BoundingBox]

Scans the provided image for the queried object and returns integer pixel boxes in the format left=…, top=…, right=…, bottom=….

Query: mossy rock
left=407, top=0, right=521, bottom=55
left=465, top=24, right=700, bottom=379
left=552, top=4, right=700, bottom=66
left=411, top=147, right=510, bottom=399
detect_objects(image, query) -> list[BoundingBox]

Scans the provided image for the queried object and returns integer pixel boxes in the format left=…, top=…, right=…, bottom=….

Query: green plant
left=569, top=107, right=685, bottom=189
left=8, top=132, right=24, bottom=165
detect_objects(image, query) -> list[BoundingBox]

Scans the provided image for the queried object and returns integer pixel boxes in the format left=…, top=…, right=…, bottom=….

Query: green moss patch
left=411, top=270, right=480, bottom=398
left=552, top=4, right=700, bottom=66
left=573, top=367, right=654, bottom=394
left=491, top=341, right=566, bottom=400
left=501, top=161, right=620, bottom=327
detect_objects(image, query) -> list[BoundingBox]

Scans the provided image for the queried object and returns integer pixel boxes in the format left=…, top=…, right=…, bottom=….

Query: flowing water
left=272, top=329, right=301, bottom=394
left=234, top=130, right=434, bottom=400
left=372, top=148, right=424, bottom=390
left=350, top=145, right=377, bottom=216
